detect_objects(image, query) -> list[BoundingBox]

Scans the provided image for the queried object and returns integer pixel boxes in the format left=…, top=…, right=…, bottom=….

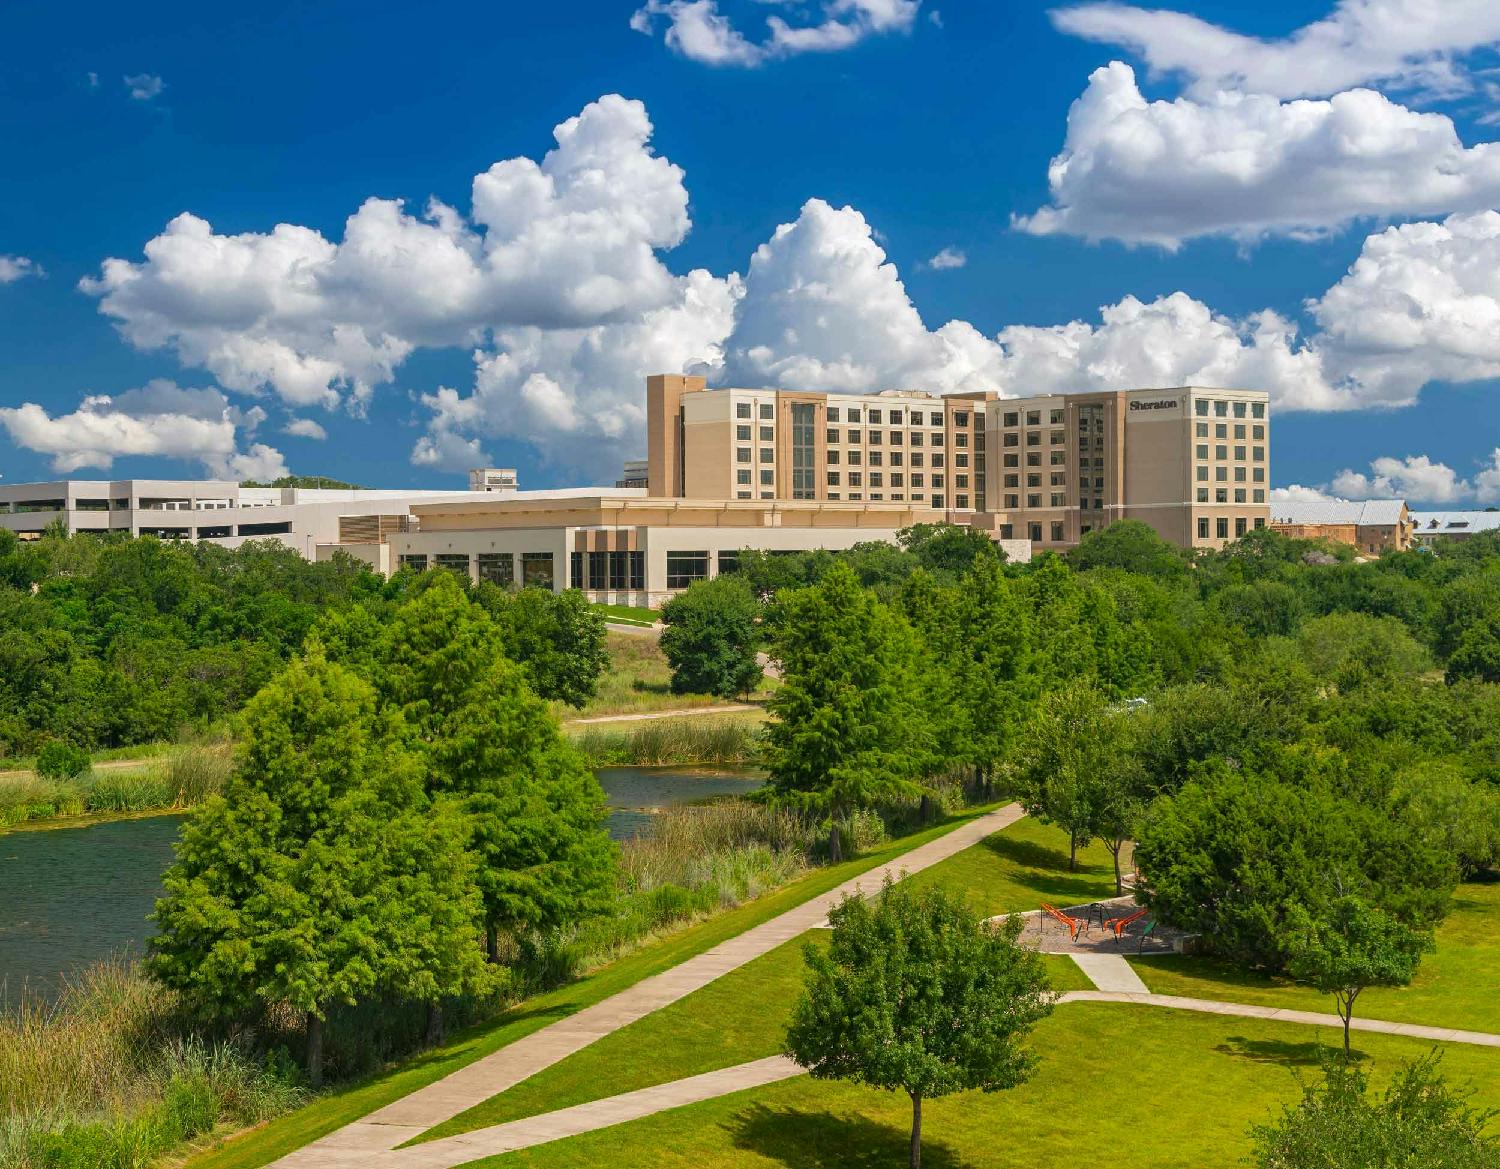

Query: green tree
left=148, top=650, right=486, bottom=1084
left=1250, top=1054, right=1499, bottom=1168
left=478, top=584, right=609, bottom=707
left=897, top=522, right=1001, bottom=578
left=1285, top=897, right=1430, bottom=1058
left=381, top=575, right=616, bottom=964
left=786, top=879, right=1053, bottom=1169
left=1012, top=684, right=1114, bottom=871
left=1446, top=618, right=1500, bottom=684
left=1069, top=519, right=1189, bottom=580
left=658, top=575, right=763, bottom=697
left=34, top=740, right=90, bottom=780
left=765, top=563, right=933, bottom=861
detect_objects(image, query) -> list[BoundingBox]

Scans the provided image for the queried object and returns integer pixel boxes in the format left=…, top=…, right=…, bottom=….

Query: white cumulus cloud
left=1050, top=0, right=1500, bottom=101
left=0, top=256, right=41, bottom=283
left=283, top=417, right=327, bottom=440
left=1330, top=454, right=1469, bottom=502
left=1016, top=62, right=1500, bottom=247
left=631, top=0, right=920, bottom=67
left=0, top=379, right=283, bottom=476
left=124, top=73, right=164, bottom=101
left=925, top=246, right=966, bottom=270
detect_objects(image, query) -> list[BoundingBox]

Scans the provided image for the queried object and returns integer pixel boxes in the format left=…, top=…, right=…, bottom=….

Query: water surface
left=0, top=766, right=762, bottom=1000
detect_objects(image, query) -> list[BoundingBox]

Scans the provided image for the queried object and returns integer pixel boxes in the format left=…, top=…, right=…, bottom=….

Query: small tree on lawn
left=786, top=879, right=1053, bottom=1169
left=1285, top=896, right=1431, bottom=1059
left=659, top=575, right=763, bottom=698
left=1013, top=683, right=1114, bottom=871
left=1250, top=1053, right=1498, bottom=1168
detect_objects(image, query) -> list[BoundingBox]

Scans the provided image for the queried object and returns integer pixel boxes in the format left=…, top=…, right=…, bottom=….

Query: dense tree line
left=0, top=530, right=609, bottom=755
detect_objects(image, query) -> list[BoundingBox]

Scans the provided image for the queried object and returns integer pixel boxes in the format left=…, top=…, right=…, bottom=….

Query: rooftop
left=1270, top=498, right=1407, bottom=527
left=1410, top=510, right=1500, bottom=534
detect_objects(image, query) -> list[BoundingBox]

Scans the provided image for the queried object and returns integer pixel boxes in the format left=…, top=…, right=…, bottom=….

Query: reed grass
left=572, top=716, right=763, bottom=767
left=0, top=741, right=233, bottom=829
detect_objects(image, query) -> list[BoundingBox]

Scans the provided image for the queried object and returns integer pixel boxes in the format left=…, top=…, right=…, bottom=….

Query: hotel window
left=890, top=431, right=903, bottom=444
left=847, top=407, right=861, bottom=422
left=477, top=552, right=513, bottom=586
left=1217, top=518, right=1229, bottom=539
left=1051, top=493, right=1065, bottom=507
left=1003, top=454, right=1018, bottom=468
left=737, top=491, right=751, bottom=499
left=1216, top=488, right=1228, bottom=503
left=1253, top=467, right=1265, bottom=482
left=587, top=550, right=608, bottom=589
left=399, top=553, right=429, bottom=571
left=760, top=469, right=774, bottom=485
left=737, top=448, right=751, bottom=463
left=759, top=404, right=774, bottom=419
left=666, top=551, right=710, bottom=589
left=1005, top=494, right=1020, bottom=508
left=1050, top=431, right=1063, bottom=445
left=736, top=402, right=751, bottom=418
left=931, top=432, right=945, bottom=447
left=913, top=474, right=925, bottom=488
left=955, top=453, right=968, bottom=468
left=955, top=432, right=968, bottom=447
left=520, top=551, right=554, bottom=590
left=1216, top=424, right=1227, bottom=438
left=761, top=491, right=774, bottom=499
left=1051, top=521, right=1064, bottom=542
left=1235, top=467, right=1247, bottom=482
left=433, top=553, right=469, bottom=574
left=759, top=426, right=774, bottom=441
left=847, top=430, right=862, bottom=444
left=716, top=551, right=740, bottom=576
left=1214, top=400, right=1228, bottom=417
left=1235, top=488, right=1247, bottom=502
left=610, top=551, right=633, bottom=590
left=827, top=450, right=840, bottom=465
left=1050, top=472, right=1065, bottom=486
left=957, top=474, right=969, bottom=488
left=1050, top=409, right=1064, bottom=424
left=1198, top=518, right=1210, bottom=539
left=1196, top=466, right=1208, bottom=481
left=890, top=451, right=904, bottom=466
left=1252, top=402, right=1265, bottom=418
left=1027, top=472, right=1041, bottom=487
left=1196, top=444, right=1209, bottom=460
left=870, top=473, right=883, bottom=487
left=892, top=473, right=904, bottom=487
left=1253, top=425, right=1265, bottom=440
left=932, top=454, right=945, bottom=468
left=869, top=451, right=883, bottom=466
left=868, top=430, right=883, bottom=444
left=1195, top=400, right=1209, bottom=416
left=999, top=524, right=1013, bottom=539
left=849, top=493, right=863, bottom=501
left=1027, top=493, right=1042, bottom=508
left=1026, top=410, right=1041, bottom=426
left=791, top=401, right=817, bottom=499
left=1253, top=446, right=1264, bottom=461
left=956, top=494, right=970, bottom=509
left=1196, top=488, right=1209, bottom=503
left=1050, top=450, right=1065, bottom=466
left=1196, top=423, right=1208, bottom=437
left=826, top=492, right=840, bottom=500
left=1233, top=401, right=1247, bottom=418
left=827, top=471, right=841, bottom=486
left=1026, top=432, right=1040, bottom=447
left=1253, top=489, right=1265, bottom=503
left=849, top=472, right=863, bottom=487
left=848, top=450, right=862, bottom=465
left=737, top=469, right=751, bottom=484
left=1027, top=452, right=1042, bottom=467
left=869, top=493, right=884, bottom=501
left=912, top=453, right=924, bottom=467
left=931, top=494, right=944, bottom=507
left=933, top=474, right=945, bottom=488
left=929, top=412, right=943, bottom=426
left=1003, top=411, right=1019, bottom=427
left=954, top=411, right=969, bottom=426
left=911, top=432, right=923, bottom=446
left=760, top=447, right=774, bottom=463
left=1215, top=445, right=1228, bottom=459
left=1216, top=467, right=1228, bottom=482
left=1234, top=446, right=1246, bottom=461
left=888, top=409, right=903, bottom=424
left=1028, top=522, right=1042, bottom=541
left=868, top=409, right=882, bottom=424
left=1004, top=433, right=1019, bottom=447
left=570, top=552, right=582, bottom=588
left=827, top=407, right=841, bottom=422
left=1234, top=424, right=1246, bottom=439
left=737, top=425, right=751, bottom=441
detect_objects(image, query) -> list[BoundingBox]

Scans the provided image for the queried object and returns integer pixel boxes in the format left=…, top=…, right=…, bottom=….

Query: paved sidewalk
left=383, top=1057, right=803, bottom=1169
left=1057, top=991, right=1500, bottom=1047
left=564, top=703, right=757, bottom=726
left=1069, top=953, right=1150, bottom=994
left=272, top=804, right=1026, bottom=1168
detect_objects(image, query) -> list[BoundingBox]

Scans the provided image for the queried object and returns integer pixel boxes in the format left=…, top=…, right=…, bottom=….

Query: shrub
left=33, top=743, right=90, bottom=781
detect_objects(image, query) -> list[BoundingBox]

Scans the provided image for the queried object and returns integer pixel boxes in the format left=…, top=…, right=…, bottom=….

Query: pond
left=0, top=765, right=762, bottom=1001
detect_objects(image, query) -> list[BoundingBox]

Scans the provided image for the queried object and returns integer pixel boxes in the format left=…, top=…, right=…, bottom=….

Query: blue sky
left=2, top=0, right=1500, bottom=503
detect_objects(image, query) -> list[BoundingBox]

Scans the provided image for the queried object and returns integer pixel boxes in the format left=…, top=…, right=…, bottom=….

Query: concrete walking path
left=381, top=1057, right=803, bottom=1169
left=1069, top=953, right=1151, bottom=994
left=563, top=703, right=758, bottom=726
left=1056, top=990, right=1500, bottom=1047
left=271, top=803, right=1026, bottom=1168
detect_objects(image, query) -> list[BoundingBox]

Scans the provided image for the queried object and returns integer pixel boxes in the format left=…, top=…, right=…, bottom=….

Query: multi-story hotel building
left=647, top=375, right=1271, bottom=552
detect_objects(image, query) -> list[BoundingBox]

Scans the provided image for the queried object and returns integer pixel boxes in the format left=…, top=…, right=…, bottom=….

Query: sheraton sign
left=1129, top=398, right=1179, bottom=412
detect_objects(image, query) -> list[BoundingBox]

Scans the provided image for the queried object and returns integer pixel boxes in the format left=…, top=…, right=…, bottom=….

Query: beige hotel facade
left=325, top=375, right=1270, bottom=606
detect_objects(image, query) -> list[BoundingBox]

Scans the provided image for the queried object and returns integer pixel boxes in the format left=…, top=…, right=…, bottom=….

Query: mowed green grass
left=905, top=815, right=1125, bottom=918
left=420, top=817, right=1098, bottom=1142
left=182, top=806, right=1003, bottom=1169
left=590, top=602, right=657, bottom=627
left=466, top=1003, right=1500, bottom=1169
left=1130, top=880, right=1500, bottom=1035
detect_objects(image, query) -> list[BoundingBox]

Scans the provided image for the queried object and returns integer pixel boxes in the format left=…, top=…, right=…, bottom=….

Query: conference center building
left=359, top=375, right=1272, bottom=607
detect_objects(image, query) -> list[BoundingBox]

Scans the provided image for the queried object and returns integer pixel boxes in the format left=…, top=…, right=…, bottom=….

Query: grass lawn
left=905, top=816, right=1126, bottom=918
left=591, top=602, right=657, bottom=627
left=466, top=1003, right=1500, bottom=1169
left=420, top=820, right=1101, bottom=1143
left=557, top=633, right=744, bottom=720
left=182, top=806, right=1003, bottom=1169
left=1129, top=880, right=1500, bottom=1035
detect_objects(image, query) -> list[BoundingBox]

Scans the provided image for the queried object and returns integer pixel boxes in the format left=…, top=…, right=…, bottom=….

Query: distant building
left=616, top=458, right=649, bottom=489
left=1410, top=510, right=1500, bottom=545
left=1268, top=497, right=1413, bottom=555
left=467, top=467, right=519, bottom=491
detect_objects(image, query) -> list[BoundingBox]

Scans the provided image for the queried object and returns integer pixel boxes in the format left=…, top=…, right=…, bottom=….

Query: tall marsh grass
left=0, top=742, right=233, bottom=829
left=573, top=716, right=762, bottom=767
left=0, top=962, right=303, bottom=1169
